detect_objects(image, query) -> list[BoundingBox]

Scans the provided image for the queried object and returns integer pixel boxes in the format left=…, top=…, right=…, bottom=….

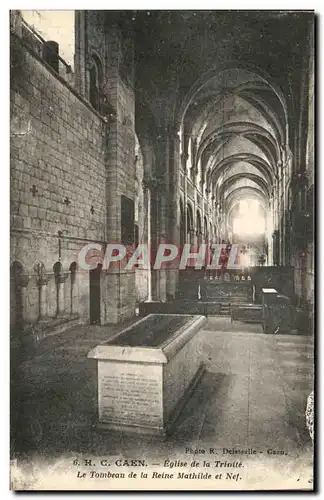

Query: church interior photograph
left=9, top=9, right=314, bottom=490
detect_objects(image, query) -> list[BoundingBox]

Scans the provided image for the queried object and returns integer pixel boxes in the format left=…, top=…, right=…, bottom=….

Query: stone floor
left=10, top=317, right=314, bottom=490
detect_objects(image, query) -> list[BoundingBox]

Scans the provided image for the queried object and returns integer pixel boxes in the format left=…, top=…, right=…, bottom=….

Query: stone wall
left=10, top=17, right=139, bottom=333
left=10, top=33, right=107, bottom=332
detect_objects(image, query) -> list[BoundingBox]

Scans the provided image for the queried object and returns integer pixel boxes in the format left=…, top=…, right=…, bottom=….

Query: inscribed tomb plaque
left=98, top=361, right=162, bottom=427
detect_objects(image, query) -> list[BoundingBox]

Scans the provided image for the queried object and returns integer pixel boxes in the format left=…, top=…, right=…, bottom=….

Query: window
left=89, top=55, right=102, bottom=112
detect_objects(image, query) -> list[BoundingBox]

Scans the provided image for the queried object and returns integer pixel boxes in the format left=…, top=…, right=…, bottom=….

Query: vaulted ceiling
left=181, top=67, right=287, bottom=212
left=126, top=10, right=312, bottom=213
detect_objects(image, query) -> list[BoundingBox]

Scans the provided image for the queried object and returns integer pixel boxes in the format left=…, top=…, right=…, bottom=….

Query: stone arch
left=11, top=260, right=24, bottom=276
left=69, top=261, right=77, bottom=282
left=33, top=261, right=45, bottom=278
left=88, top=52, right=103, bottom=112
left=176, top=67, right=290, bottom=246
left=176, top=63, right=289, bottom=136
left=187, top=202, right=194, bottom=230
left=53, top=261, right=63, bottom=281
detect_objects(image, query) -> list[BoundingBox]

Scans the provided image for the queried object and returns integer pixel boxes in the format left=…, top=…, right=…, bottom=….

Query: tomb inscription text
left=98, top=363, right=162, bottom=426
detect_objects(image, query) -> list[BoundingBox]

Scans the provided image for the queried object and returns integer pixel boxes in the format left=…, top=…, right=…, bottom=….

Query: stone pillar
left=34, top=263, right=48, bottom=320
left=267, top=196, right=274, bottom=266
left=17, top=274, right=30, bottom=327
left=167, top=126, right=181, bottom=300
left=182, top=158, right=188, bottom=243
left=277, top=161, right=284, bottom=265
left=150, top=185, right=159, bottom=302
left=101, top=23, right=136, bottom=323
left=143, top=180, right=152, bottom=302
left=56, top=273, right=68, bottom=315
left=37, top=275, right=50, bottom=319
left=159, top=190, right=168, bottom=302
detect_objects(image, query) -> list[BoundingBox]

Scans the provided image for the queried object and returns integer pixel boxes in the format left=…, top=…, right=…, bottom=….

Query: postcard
left=10, top=8, right=315, bottom=491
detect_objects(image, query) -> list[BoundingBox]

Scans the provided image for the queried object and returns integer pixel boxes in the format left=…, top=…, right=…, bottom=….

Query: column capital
left=16, top=274, right=30, bottom=288
left=142, top=178, right=151, bottom=190
left=36, top=275, right=51, bottom=286
left=55, top=273, right=69, bottom=284
left=292, top=171, right=308, bottom=186
left=165, top=123, right=181, bottom=141
left=149, top=176, right=166, bottom=192
left=181, top=152, right=189, bottom=162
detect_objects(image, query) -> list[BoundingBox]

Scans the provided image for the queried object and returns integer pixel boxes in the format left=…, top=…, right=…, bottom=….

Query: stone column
left=34, top=263, right=48, bottom=320
left=37, top=275, right=50, bottom=319
left=150, top=185, right=159, bottom=301
left=182, top=157, right=188, bottom=243
left=277, top=161, right=284, bottom=265
left=17, top=274, right=30, bottom=327
left=143, top=179, right=152, bottom=302
left=56, top=273, right=68, bottom=316
left=267, top=195, right=274, bottom=266
left=167, top=126, right=181, bottom=300
left=159, top=189, right=168, bottom=302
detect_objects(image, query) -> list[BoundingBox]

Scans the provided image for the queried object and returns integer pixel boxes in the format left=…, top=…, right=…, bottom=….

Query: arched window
left=89, top=54, right=102, bottom=112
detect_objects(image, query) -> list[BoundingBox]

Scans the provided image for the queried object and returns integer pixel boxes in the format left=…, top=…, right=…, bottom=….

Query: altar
left=87, top=314, right=207, bottom=436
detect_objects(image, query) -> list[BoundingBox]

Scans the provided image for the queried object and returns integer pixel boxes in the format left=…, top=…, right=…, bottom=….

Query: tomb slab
left=88, top=314, right=207, bottom=435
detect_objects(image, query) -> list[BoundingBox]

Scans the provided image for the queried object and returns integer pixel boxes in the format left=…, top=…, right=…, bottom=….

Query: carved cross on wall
left=30, top=184, right=38, bottom=197
left=64, top=197, right=71, bottom=206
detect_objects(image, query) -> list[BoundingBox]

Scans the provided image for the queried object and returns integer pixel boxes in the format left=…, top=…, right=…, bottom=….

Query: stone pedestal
left=88, top=314, right=207, bottom=436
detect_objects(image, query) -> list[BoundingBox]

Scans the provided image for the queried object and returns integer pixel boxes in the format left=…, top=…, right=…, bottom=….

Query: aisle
left=12, top=318, right=314, bottom=490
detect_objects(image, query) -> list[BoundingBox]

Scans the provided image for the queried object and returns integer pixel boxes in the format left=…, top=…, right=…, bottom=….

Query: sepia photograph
left=9, top=8, right=315, bottom=491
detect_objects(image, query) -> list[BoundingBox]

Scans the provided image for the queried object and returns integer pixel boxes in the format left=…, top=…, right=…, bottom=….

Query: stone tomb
left=87, top=314, right=207, bottom=435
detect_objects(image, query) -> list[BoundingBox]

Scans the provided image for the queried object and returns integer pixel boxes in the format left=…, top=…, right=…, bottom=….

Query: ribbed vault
left=180, top=67, right=289, bottom=239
